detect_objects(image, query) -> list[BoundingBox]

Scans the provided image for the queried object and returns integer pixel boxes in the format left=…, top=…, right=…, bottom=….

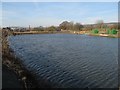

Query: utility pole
left=29, top=25, right=31, bottom=30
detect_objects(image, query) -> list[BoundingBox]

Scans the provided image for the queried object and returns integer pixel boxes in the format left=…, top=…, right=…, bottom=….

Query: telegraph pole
left=29, top=25, right=31, bottom=30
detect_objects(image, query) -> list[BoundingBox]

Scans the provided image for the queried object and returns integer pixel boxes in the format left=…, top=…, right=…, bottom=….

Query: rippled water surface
left=8, top=34, right=118, bottom=88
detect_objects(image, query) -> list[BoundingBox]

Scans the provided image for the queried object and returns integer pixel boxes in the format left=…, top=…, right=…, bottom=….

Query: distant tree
left=73, top=23, right=83, bottom=31
left=46, top=26, right=56, bottom=31
left=59, top=21, right=69, bottom=30
left=102, top=24, right=108, bottom=29
left=109, top=24, right=118, bottom=30
left=33, top=26, right=44, bottom=31
left=84, top=25, right=93, bottom=31
left=39, top=26, right=44, bottom=31
left=68, top=21, right=74, bottom=30
left=56, top=26, right=61, bottom=31
left=95, top=20, right=104, bottom=29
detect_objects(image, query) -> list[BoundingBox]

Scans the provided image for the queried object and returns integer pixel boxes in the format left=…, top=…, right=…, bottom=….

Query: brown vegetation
left=2, top=30, right=41, bottom=88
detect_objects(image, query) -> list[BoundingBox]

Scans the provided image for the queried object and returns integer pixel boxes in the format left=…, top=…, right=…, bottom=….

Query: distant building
left=2, top=27, right=27, bottom=32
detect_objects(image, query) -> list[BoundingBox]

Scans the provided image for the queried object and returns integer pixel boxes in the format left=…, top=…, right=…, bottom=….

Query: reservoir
left=8, top=34, right=118, bottom=88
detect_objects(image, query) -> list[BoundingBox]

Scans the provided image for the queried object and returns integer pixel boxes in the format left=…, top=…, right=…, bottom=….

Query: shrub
left=92, top=29, right=99, bottom=34
left=111, top=29, right=117, bottom=34
left=107, top=29, right=117, bottom=34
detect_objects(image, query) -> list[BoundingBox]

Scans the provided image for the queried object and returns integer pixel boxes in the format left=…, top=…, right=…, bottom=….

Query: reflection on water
left=8, top=34, right=118, bottom=88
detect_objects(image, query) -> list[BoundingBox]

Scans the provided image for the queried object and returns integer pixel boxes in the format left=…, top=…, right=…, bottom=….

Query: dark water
left=8, top=34, right=118, bottom=88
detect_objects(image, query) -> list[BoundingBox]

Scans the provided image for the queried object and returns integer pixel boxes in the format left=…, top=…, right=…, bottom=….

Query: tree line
left=33, top=20, right=119, bottom=32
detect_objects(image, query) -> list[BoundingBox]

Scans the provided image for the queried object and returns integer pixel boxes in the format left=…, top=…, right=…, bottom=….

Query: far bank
left=11, top=30, right=119, bottom=38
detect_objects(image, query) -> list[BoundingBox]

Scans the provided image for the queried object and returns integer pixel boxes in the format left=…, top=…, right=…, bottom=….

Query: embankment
left=2, top=30, right=52, bottom=89
left=11, top=30, right=119, bottom=38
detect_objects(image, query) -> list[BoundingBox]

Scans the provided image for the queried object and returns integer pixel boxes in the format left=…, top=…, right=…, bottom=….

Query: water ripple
left=8, top=34, right=118, bottom=88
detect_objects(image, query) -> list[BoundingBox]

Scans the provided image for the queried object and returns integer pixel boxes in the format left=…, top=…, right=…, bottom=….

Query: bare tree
left=68, top=21, right=74, bottom=30
left=74, top=23, right=83, bottom=31
left=109, top=24, right=118, bottom=30
left=95, top=20, right=104, bottom=29
left=46, top=26, right=56, bottom=31
left=59, top=21, right=75, bottom=30
left=84, top=25, right=93, bottom=31
left=59, top=21, right=69, bottom=30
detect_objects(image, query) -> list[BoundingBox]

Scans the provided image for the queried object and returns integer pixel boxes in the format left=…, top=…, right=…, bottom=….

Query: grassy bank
left=12, top=30, right=72, bottom=35
left=12, top=30, right=119, bottom=38
left=2, top=30, right=53, bottom=88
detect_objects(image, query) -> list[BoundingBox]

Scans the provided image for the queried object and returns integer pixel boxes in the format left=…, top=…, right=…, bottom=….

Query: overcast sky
left=2, top=2, right=118, bottom=27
